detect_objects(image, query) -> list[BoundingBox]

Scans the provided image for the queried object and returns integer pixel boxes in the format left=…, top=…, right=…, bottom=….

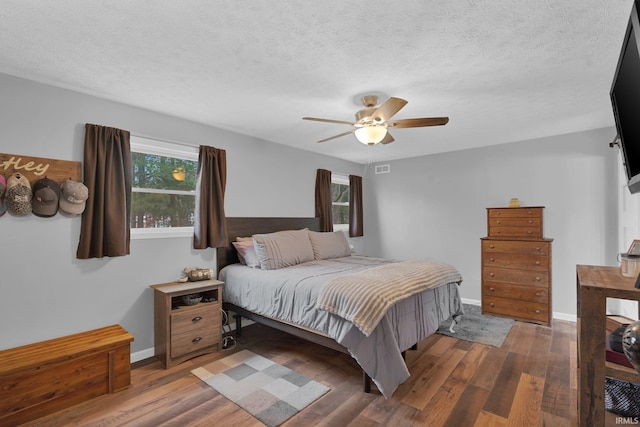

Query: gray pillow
left=308, top=230, right=351, bottom=260
left=253, top=228, right=314, bottom=270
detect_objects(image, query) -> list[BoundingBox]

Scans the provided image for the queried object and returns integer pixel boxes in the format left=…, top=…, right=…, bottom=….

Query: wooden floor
left=25, top=319, right=579, bottom=426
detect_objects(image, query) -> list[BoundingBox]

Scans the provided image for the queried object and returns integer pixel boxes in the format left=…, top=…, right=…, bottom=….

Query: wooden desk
left=577, top=265, right=640, bottom=426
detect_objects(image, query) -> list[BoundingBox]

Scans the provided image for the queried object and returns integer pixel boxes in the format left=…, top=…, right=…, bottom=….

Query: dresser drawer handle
left=489, top=257, right=495, bottom=262
left=528, top=220, right=533, bottom=224
left=527, top=211, right=533, bottom=215
left=192, top=316, right=203, bottom=323
left=535, top=276, right=541, bottom=281
left=489, top=244, right=495, bottom=249
left=490, top=303, right=495, bottom=307
left=536, top=247, right=541, bottom=252
left=495, top=212, right=501, bottom=216
left=535, top=309, right=541, bottom=314
left=490, top=287, right=495, bottom=292
left=496, top=220, right=501, bottom=224
left=527, top=230, right=533, bottom=235
left=192, top=337, right=203, bottom=344
left=535, top=261, right=541, bottom=265
left=489, top=273, right=495, bottom=277
left=535, top=292, right=541, bottom=297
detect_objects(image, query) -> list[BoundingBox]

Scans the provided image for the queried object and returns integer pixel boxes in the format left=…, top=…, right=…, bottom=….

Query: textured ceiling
left=0, top=0, right=632, bottom=164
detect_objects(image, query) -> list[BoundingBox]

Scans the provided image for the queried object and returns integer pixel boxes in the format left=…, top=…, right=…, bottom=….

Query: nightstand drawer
left=171, top=309, right=220, bottom=358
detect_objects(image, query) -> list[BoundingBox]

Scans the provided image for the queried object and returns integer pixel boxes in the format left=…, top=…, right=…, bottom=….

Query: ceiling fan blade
left=317, top=130, right=355, bottom=143
left=380, top=132, right=395, bottom=145
left=303, top=117, right=355, bottom=126
left=371, top=97, right=408, bottom=123
left=387, top=117, right=449, bottom=128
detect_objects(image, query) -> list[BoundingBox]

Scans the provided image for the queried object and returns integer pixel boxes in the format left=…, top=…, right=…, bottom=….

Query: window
left=331, top=174, right=349, bottom=232
left=130, top=136, right=198, bottom=239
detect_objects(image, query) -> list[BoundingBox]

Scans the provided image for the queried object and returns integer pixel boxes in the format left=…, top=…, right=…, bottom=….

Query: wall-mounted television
left=611, top=0, right=640, bottom=194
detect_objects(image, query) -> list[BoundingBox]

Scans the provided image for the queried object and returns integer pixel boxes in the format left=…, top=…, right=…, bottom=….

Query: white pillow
left=308, top=230, right=351, bottom=260
left=253, top=228, right=314, bottom=270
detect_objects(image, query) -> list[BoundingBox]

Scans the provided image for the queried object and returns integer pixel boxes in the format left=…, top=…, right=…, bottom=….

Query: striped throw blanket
left=316, top=259, right=462, bottom=337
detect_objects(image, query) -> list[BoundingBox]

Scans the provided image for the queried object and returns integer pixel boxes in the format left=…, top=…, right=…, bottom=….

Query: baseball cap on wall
left=6, top=173, right=32, bottom=216
left=32, top=177, right=60, bottom=217
left=59, top=179, right=89, bottom=216
left=0, top=175, right=6, bottom=216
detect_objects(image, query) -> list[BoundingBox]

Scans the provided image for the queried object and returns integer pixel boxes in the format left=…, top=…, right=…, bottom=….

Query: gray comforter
left=219, top=256, right=463, bottom=399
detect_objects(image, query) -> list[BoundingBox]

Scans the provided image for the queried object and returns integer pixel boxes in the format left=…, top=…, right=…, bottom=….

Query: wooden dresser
left=481, top=206, right=553, bottom=326
left=150, top=279, right=223, bottom=368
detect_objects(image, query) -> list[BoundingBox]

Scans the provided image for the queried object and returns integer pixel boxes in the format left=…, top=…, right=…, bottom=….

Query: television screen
left=611, top=0, right=640, bottom=194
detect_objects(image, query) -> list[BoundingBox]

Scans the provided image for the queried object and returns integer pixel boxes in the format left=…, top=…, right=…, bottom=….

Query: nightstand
left=150, top=279, right=223, bottom=368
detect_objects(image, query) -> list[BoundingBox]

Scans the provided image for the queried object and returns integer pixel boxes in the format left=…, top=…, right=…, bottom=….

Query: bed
left=217, top=217, right=463, bottom=399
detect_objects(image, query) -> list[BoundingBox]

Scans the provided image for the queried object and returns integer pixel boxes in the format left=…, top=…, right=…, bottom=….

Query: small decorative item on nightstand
left=508, top=198, right=520, bottom=208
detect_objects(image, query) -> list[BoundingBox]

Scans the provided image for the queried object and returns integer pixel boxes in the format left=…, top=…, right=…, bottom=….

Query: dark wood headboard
left=216, top=217, right=321, bottom=273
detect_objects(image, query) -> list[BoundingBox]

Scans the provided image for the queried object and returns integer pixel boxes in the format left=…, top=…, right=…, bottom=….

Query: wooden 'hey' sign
left=0, top=153, right=82, bottom=186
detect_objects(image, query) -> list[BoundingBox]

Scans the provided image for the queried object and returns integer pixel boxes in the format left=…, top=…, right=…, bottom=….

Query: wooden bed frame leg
left=363, top=371, right=371, bottom=393
left=233, top=314, right=242, bottom=338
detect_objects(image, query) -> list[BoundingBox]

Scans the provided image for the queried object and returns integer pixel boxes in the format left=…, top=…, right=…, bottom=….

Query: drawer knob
left=489, top=257, right=495, bottom=262
left=496, top=220, right=501, bottom=224
left=527, top=230, right=533, bottom=235
left=528, top=211, right=532, bottom=215
left=536, top=247, right=541, bottom=252
left=489, top=244, right=495, bottom=249
left=528, top=220, right=533, bottom=224
left=535, top=276, right=541, bottom=281
left=535, top=292, right=541, bottom=297
left=490, top=287, right=495, bottom=292
left=495, top=212, right=501, bottom=216
left=192, top=337, right=202, bottom=344
left=192, top=316, right=203, bottom=323
left=490, top=303, right=495, bottom=307
left=535, top=261, right=541, bottom=265
left=489, top=273, right=495, bottom=277
left=535, top=309, right=541, bottom=314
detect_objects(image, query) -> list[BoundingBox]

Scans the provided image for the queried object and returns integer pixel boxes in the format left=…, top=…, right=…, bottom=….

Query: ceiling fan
left=303, top=95, right=449, bottom=145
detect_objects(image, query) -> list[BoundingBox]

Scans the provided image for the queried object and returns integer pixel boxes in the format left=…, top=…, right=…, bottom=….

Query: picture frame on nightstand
left=628, top=239, right=640, bottom=256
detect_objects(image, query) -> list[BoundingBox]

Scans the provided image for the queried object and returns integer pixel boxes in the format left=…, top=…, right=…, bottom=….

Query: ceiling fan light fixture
left=355, top=125, right=387, bottom=145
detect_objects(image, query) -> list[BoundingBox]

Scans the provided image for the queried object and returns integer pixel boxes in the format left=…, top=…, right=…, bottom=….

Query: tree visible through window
left=331, top=175, right=349, bottom=230
left=130, top=137, right=198, bottom=233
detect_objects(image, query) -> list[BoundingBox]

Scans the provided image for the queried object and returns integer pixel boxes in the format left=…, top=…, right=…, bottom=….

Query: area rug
left=191, top=349, right=329, bottom=427
left=437, top=303, right=515, bottom=347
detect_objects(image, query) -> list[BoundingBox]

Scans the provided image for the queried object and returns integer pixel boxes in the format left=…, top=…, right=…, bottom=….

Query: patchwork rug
left=191, top=349, right=329, bottom=427
left=437, top=303, right=515, bottom=347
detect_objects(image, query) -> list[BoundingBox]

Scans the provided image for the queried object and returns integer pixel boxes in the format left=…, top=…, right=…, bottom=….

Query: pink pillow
left=232, top=240, right=260, bottom=268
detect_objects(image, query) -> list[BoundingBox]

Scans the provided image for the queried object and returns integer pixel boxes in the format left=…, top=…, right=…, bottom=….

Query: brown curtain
left=349, top=175, right=363, bottom=237
left=77, top=124, right=132, bottom=259
left=194, top=145, right=228, bottom=249
left=315, top=169, right=333, bottom=232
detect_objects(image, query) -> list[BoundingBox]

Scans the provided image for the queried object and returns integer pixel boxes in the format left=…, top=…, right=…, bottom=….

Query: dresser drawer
left=482, top=252, right=549, bottom=271
left=488, top=207, right=543, bottom=219
left=488, top=217, right=541, bottom=228
left=483, top=281, right=548, bottom=303
left=482, top=240, right=549, bottom=256
left=488, top=226, right=542, bottom=238
left=483, top=267, right=549, bottom=287
left=483, top=295, right=549, bottom=323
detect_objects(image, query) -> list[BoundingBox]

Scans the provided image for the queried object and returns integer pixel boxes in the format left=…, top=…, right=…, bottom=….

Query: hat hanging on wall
left=32, top=177, right=60, bottom=217
left=0, top=175, right=6, bottom=217
left=6, top=173, right=32, bottom=216
left=59, top=179, right=88, bottom=216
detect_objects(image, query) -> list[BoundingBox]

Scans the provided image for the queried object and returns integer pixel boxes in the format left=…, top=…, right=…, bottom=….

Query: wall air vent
left=375, top=164, right=391, bottom=174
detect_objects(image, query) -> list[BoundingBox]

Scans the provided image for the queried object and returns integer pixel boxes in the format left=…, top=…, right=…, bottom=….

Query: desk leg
left=578, top=286, right=606, bottom=427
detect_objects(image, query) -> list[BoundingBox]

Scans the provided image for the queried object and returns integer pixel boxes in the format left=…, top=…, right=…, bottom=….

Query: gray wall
left=362, top=127, right=619, bottom=318
left=0, top=73, right=362, bottom=357
left=0, top=72, right=621, bottom=360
